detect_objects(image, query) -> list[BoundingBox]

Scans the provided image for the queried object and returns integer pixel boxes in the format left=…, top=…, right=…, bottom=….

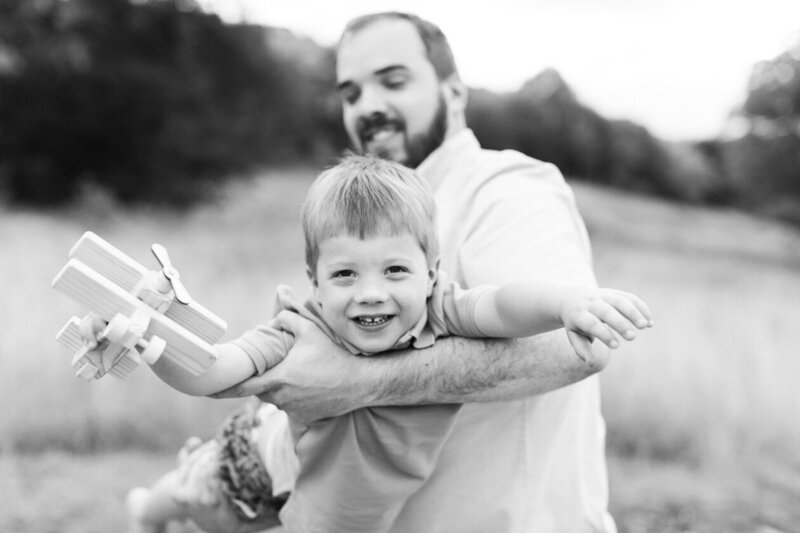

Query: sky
left=199, top=0, right=800, bottom=141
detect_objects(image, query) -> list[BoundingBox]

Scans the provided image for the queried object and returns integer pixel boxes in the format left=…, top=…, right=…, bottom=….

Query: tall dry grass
left=1, top=168, right=313, bottom=452
left=2, top=167, right=800, bottom=481
left=579, top=185, right=800, bottom=473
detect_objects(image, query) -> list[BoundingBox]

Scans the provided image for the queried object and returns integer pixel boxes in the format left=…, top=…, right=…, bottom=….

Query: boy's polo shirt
left=231, top=274, right=493, bottom=533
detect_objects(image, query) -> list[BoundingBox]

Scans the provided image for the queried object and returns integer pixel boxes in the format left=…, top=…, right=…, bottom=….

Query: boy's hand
left=78, top=312, right=107, bottom=347
left=562, top=288, right=653, bottom=361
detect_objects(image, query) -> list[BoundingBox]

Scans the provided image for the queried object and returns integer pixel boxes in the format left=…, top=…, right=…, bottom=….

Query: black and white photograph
left=2, top=1, right=799, bottom=531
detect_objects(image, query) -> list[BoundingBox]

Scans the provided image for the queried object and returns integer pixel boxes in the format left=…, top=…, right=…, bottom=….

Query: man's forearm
left=363, top=330, right=608, bottom=407
left=214, top=311, right=609, bottom=423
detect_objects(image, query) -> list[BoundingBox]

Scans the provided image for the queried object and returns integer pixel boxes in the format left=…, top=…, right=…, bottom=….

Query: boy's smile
left=311, top=232, right=436, bottom=354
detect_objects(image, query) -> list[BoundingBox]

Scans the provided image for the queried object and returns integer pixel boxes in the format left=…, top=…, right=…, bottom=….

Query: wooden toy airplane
left=52, top=231, right=227, bottom=381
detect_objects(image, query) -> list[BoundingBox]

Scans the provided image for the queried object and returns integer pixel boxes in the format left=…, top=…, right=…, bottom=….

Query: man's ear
left=427, top=259, right=440, bottom=297
left=442, top=75, right=468, bottom=114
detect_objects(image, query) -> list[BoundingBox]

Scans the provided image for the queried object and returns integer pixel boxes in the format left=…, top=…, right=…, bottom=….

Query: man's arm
left=381, top=331, right=608, bottom=402
left=213, top=309, right=608, bottom=424
left=214, top=162, right=607, bottom=422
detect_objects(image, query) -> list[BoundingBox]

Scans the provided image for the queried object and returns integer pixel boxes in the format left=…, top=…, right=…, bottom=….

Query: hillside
left=2, top=170, right=800, bottom=531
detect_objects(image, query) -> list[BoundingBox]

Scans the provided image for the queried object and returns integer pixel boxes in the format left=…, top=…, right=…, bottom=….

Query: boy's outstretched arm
left=148, top=343, right=259, bottom=397
left=474, top=281, right=654, bottom=361
left=77, top=313, right=264, bottom=397
left=214, top=166, right=644, bottom=422
left=212, top=310, right=609, bottom=424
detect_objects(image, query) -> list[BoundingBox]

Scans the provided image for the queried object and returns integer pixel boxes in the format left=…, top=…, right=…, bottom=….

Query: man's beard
left=356, top=95, right=448, bottom=168
left=404, top=95, right=448, bottom=168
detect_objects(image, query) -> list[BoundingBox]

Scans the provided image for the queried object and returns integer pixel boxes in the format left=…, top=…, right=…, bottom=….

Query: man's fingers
left=209, top=383, right=249, bottom=399
left=210, top=373, right=277, bottom=399
left=270, top=309, right=314, bottom=335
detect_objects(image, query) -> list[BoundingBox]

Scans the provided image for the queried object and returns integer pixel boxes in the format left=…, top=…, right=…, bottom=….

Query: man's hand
left=212, top=311, right=373, bottom=424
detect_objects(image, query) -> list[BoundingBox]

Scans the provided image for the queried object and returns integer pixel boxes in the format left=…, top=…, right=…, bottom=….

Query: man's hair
left=302, top=154, right=439, bottom=271
left=339, top=12, right=459, bottom=81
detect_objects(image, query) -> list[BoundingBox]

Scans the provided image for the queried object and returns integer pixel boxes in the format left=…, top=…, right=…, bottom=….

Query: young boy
left=121, top=155, right=653, bottom=533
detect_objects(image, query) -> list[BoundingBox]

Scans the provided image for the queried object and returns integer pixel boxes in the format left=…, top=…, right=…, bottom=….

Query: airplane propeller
left=151, top=243, right=192, bottom=305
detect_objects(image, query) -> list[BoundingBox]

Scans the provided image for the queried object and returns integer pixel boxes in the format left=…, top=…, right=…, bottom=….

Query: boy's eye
left=332, top=269, right=355, bottom=278
left=386, top=265, right=408, bottom=275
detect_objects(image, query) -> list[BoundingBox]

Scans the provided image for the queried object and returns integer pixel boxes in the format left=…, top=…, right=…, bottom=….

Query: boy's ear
left=426, top=259, right=440, bottom=297
left=306, top=265, right=321, bottom=301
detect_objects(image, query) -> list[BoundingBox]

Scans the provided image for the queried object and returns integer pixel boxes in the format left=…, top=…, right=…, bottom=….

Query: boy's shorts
left=216, top=399, right=296, bottom=520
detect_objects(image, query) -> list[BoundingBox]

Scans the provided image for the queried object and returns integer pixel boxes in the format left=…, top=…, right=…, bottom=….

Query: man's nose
left=356, top=85, right=389, bottom=115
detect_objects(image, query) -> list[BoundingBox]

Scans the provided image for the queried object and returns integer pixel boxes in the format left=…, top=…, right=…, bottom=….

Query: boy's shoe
left=217, top=399, right=288, bottom=522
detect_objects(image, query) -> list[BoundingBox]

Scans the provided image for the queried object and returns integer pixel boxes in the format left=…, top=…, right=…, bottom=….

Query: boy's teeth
left=357, top=315, right=389, bottom=326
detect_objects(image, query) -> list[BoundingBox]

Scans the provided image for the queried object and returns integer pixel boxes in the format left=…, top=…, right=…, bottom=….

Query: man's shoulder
left=464, top=147, right=572, bottom=199
left=472, top=146, right=564, bottom=183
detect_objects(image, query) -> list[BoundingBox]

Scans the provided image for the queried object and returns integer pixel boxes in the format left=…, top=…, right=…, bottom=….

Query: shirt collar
left=416, top=128, right=480, bottom=190
left=395, top=306, right=435, bottom=351
left=301, top=293, right=434, bottom=356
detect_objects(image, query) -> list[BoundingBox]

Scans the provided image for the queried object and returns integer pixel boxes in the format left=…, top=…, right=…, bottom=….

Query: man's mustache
left=357, top=113, right=404, bottom=139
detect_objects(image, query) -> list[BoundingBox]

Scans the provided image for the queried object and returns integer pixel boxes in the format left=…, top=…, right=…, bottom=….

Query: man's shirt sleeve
left=458, top=160, right=596, bottom=289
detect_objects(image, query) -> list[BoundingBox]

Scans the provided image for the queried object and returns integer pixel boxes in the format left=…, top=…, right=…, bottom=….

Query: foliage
left=714, top=37, right=800, bottom=224
left=0, top=0, right=343, bottom=206
left=744, top=40, right=800, bottom=120
left=467, top=70, right=722, bottom=203
left=0, top=0, right=798, bottom=223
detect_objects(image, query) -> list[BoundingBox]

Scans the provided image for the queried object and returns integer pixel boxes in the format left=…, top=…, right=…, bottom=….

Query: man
left=206, top=12, right=615, bottom=532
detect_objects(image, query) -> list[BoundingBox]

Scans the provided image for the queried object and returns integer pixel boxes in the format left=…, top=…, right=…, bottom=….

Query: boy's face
left=310, top=231, right=435, bottom=354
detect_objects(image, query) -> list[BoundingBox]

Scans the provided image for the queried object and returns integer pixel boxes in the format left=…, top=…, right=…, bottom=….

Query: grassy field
left=2, top=166, right=800, bottom=531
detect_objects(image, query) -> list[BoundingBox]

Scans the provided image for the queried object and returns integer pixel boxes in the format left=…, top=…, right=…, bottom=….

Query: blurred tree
left=720, top=36, right=800, bottom=223
left=744, top=39, right=800, bottom=121
left=4, top=0, right=790, bottom=224
left=467, top=69, right=695, bottom=200
left=0, top=0, right=342, bottom=206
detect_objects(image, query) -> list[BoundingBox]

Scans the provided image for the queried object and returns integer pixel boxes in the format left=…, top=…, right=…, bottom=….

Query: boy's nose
left=354, top=279, right=389, bottom=304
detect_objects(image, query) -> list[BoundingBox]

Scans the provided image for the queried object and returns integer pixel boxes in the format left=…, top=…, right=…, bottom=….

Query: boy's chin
left=350, top=338, right=396, bottom=356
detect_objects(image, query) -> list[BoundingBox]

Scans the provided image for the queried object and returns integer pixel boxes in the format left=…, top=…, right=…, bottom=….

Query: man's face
left=336, top=19, right=448, bottom=168
left=311, top=231, right=435, bottom=354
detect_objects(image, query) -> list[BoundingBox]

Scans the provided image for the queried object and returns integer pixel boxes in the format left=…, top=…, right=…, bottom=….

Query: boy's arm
left=148, top=342, right=259, bottom=397
left=75, top=312, right=261, bottom=397
left=214, top=312, right=603, bottom=423
left=214, top=166, right=614, bottom=421
left=148, top=319, right=293, bottom=397
left=473, top=281, right=653, bottom=360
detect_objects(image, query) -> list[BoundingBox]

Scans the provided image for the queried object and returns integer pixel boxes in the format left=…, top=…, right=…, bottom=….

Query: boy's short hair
left=302, top=154, right=439, bottom=271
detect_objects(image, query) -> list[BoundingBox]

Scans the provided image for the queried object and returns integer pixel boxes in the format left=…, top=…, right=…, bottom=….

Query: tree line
left=1, top=0, right=798, bottom=225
